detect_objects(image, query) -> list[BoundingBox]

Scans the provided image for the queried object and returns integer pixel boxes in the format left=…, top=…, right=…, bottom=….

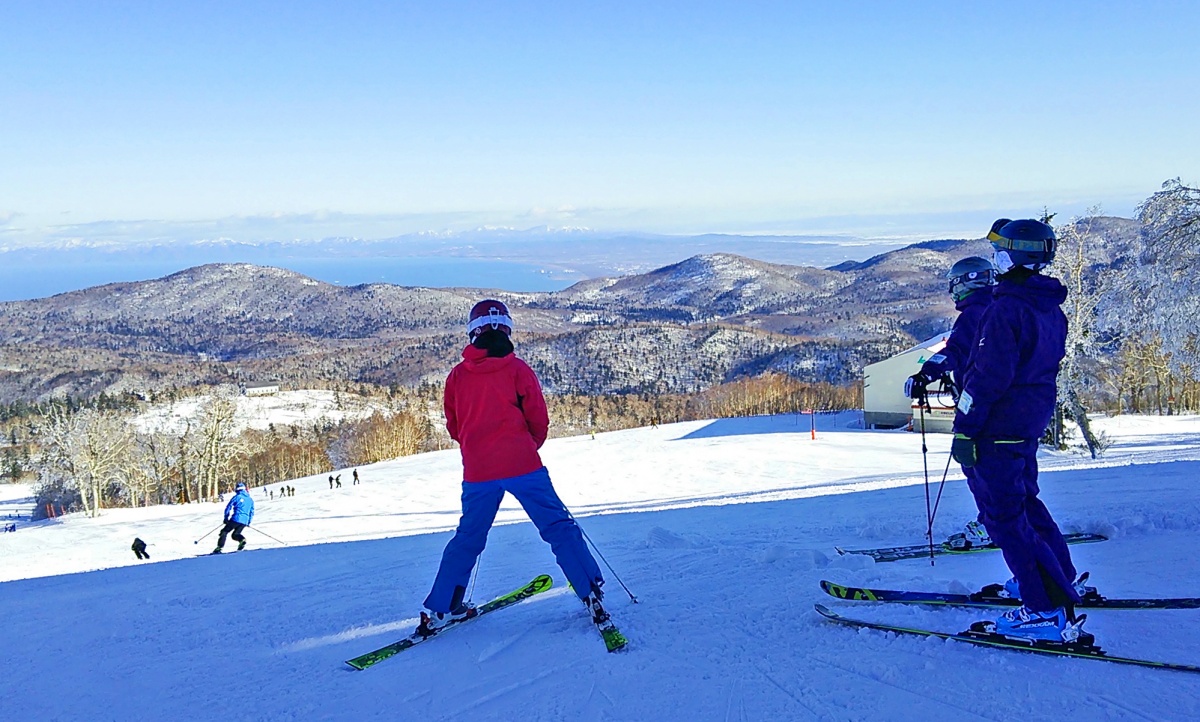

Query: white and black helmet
left=467, top=299, right=514, bottom=341
left=946, top=256, right=997, bottom=301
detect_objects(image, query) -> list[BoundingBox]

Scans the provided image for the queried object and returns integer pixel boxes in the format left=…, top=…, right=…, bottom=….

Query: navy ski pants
left=424, top=466, right=603, bottom=613
left=967, top=439, right=1080, bottom=611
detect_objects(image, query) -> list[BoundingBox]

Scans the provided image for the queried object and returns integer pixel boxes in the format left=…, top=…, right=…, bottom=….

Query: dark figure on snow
left=906, top=232, right=1003, bottom=551
left=335, top=474, right=342, bottom=488
left=417, top=299, right=606, bottom=637
left=329, top=475, right=334, bottom=489
left=951, top=219, right=1091, bottom=643
left=213, top=482, right=255, bottom=554
left=131, top=537, right=150, bottom=560
left=353, top=469, right=360, bottom=485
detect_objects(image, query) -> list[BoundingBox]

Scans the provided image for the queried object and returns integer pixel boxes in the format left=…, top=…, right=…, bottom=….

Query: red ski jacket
left=444, top=344, right=549, bottom=483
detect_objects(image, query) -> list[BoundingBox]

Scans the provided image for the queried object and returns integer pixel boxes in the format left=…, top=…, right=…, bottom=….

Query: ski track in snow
left=2, top=413, right=1200, bottom=720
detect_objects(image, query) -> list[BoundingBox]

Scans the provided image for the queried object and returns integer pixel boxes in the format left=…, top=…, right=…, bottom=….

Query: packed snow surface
left=2, top=412, right=1200, bottom=721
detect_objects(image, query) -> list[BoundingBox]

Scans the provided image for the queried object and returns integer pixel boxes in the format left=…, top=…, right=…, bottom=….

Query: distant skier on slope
left=417, top=299, right=607, bottom=636
left=212, top=482, right=254, bottom=554
left=951, top=218, right=1089, bottom=643
left=905, top=222, right=1006, bottom=550
left=131, top=537, right=150, bottom=560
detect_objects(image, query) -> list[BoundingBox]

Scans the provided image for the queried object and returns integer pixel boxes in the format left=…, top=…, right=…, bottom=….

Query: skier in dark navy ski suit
left=952, top=219, right=1084, bottom=642
left=906, top=254, right=998, bottom=548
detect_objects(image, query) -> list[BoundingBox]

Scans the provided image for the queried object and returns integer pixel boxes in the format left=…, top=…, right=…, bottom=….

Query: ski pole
left=247, top=525, right=288, bottom=546
left=926, top=380, right=961, bottom=560
left=927, top=448, right=955, bottom=533
left=468, top=550, right=484, bottom=603
left=566, top=508, right=638, bottom=603
left=192, top=524, right=223, bottom=545
left=917, top=398, right=935, bottom=565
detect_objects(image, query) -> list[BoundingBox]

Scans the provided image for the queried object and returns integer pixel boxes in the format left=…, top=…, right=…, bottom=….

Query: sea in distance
left=0, top=255, right=580, bottom=302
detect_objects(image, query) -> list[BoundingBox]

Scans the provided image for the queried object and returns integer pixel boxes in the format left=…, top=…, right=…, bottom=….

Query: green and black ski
left=346, top=574, right=553, bottom=670
left=815, top=604, right=1200, bottom=675
left=836, top=532, right=1107, bottom=563
left=821, top=579, right=1200, bottom=610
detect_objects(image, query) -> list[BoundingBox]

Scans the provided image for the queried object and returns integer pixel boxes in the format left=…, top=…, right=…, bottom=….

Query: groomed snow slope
left=2, top=413, right=1200, bottom=721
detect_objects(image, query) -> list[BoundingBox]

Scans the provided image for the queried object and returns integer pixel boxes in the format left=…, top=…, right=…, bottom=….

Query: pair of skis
left=817, top=579, right=1200, bottom=674
left=836, top=531, right=1108, bottom=563
left=345, top=574, right=626, bottom=671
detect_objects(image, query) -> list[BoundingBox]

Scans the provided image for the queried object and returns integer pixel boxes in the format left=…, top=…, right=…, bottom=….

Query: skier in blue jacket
left=213, top=482, right=254, bottom=554
left=951, top=219, right=1087, bottom=643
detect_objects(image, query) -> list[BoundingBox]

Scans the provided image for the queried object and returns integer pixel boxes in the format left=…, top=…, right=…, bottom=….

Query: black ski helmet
left=987, top=218, right=1013, bottom=242
left=946, top=256, right=997, bottom=301
left=467, top=299, right=513, bottom=341
left=992, top=219, right=1056, bottom=271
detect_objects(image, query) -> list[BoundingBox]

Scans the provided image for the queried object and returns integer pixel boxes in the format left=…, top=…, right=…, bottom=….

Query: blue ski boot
left=980, top=605, right=1088, bottom=643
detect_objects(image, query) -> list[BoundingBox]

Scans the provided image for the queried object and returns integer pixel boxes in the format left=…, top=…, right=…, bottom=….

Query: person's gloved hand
left=904, top=373, right=932, bottom=399
left=951, top=433, right=977, bottom=468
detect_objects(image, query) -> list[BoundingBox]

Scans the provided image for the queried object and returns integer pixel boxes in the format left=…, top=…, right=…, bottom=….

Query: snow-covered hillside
left=2, top=413, right=1200, bottom=721
left=133, top=388, right=394, bottom=435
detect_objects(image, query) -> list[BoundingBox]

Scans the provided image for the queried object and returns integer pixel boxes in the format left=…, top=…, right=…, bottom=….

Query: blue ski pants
left=424, top=466, right=603, bottom=613
left=967, top=439, right=1080, bottom=611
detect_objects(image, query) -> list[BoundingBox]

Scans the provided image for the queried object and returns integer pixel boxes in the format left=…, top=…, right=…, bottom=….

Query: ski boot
left=237, top=539, right=247, bottom=551
left=211, top=547, right=223, bottom=555
left=946, top=520, right=992, bottom=550
left=970, top=605, right=1093, bottom=647
left=415, top=602, right=477, bottom=638
left=978, top=572, right=1097, bottom=603
left=1072, top=572, right=1101, bottom=603
left=585, top=593, right=611, bottom=626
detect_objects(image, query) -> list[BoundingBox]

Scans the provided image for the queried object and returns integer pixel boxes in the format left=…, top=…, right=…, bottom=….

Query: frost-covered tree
left=1048, top=209, right=1109, bottom=455
left=191, top=393, right=244, bottom=501
left=36, top=407, right=134, bottom=517
left=1132, top=179, right=1200, bottom=373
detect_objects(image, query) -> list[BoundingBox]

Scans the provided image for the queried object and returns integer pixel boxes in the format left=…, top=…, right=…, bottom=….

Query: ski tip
left=834, top=547, right=847, bottom=556
left=813, top=603, right=837, bottom=618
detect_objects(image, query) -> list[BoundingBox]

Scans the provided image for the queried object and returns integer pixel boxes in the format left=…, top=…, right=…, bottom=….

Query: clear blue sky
left=2, top=1, right=1197, bottom=243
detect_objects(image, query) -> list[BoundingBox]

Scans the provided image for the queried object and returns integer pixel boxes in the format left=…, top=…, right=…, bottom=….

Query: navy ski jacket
left=224, top=489, right=255, bottom=525
left=953, top=273, right=1067, bottom=440
left=920, top=286, right=992, bottom=383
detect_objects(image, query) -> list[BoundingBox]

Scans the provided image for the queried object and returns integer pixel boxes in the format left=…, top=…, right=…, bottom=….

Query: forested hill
left=0, top=217, right=1140, bottom=402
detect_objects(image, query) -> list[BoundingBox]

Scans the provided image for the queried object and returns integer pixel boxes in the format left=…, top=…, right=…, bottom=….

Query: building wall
left=862, top=335, right=948, bottom=430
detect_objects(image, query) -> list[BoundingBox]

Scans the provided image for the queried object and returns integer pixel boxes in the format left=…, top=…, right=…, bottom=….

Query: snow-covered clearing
left=132, top=388, right=393, bottom=435
left=2, top=413, right=1199, bottom=721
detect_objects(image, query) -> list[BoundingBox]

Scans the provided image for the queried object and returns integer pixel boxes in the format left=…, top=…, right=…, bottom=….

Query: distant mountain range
left=0, top=218, right=1139, bottom=403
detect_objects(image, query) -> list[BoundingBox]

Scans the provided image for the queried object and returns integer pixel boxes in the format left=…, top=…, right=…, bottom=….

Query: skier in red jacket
left=418, top=299, right=607, bottom=635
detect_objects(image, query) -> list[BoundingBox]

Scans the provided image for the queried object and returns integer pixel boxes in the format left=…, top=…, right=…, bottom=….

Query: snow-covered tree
left=1132, top=179, right=1200, bottom=373
left=190, top=393, right=244, bottom=501
left=36, top=407, right=135, bottom=517
left=1049, top=209, right=1108, bottom=455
